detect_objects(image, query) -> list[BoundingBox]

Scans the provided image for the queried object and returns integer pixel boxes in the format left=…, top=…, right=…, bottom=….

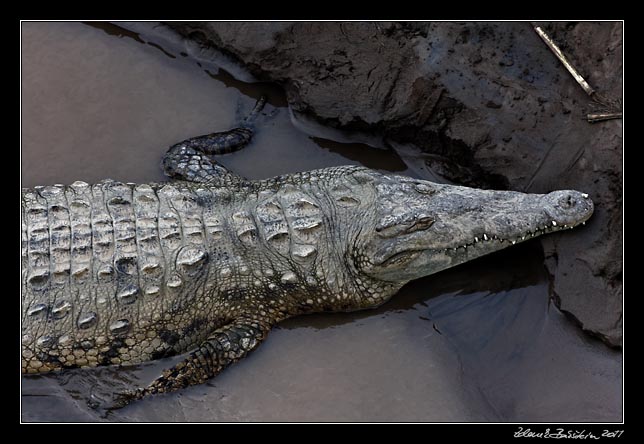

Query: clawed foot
left=87, top=385, right=143, bottom=413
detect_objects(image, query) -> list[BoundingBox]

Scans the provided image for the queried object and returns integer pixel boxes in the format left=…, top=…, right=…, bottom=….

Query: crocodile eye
left=412, top=216, right=435, bottom=232
left=376, top=215, right=435, bottom=238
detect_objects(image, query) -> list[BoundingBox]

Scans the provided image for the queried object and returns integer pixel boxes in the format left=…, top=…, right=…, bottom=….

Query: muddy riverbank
left=21, top=21, right=622, bottom=422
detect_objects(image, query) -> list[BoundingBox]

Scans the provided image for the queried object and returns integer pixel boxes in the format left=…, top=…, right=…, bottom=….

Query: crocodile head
left=346, top=169, right=593, bottom=295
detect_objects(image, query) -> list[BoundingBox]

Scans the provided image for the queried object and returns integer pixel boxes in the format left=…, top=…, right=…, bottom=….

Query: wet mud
left=21, top=21, right=621, bottom=422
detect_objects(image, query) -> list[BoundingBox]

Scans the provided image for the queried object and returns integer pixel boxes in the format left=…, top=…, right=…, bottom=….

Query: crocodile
left=21, top=97, right=594, bottom=407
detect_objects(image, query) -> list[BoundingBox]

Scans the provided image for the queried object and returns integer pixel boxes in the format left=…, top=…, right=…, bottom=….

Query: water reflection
left=204, top=67, right=289, bottom=108
left=281, top=242, right=546, bottom=331
left=309, top=136, right=407, bottom=172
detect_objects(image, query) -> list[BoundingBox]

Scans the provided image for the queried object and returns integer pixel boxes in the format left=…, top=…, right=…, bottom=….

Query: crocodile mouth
left=436, top=218, right=589, bottom=255
left=378, top=249, right=424, bottom=267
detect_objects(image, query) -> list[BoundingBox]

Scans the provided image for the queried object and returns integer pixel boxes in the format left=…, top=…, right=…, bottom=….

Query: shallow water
left=20, top=21, right=622, bottom=422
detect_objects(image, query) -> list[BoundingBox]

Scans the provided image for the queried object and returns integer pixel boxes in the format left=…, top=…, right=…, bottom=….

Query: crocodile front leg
left=108, top=316, right=273, bottom=409
left=162, top=144, right=246, bottom=184
left=162, top=96, right=266, bottom=184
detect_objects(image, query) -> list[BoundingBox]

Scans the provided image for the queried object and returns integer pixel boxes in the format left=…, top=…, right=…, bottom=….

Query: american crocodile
left=21, top=97, right=594, bottom=407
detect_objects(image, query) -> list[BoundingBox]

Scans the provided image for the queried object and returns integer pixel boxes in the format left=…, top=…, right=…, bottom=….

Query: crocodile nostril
left=559, top=194, right=576, bottom=209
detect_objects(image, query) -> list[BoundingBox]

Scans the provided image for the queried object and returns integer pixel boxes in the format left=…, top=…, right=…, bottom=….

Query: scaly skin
left=21, top=97, right=594, bottom=408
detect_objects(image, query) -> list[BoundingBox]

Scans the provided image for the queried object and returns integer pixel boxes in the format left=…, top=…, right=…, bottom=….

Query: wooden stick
left=587, top=111, right=623, bottom=123
left=533, top=23, right=622, bottom=124
left=533, top=24, right=596, bottom=97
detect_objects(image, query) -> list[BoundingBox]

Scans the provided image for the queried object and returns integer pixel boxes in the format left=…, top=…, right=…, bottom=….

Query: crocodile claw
left=87, top=386, right=143, bottom=412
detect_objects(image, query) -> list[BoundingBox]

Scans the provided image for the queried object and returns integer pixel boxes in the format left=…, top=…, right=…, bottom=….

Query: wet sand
left=20, top=21, right=622, bottom=422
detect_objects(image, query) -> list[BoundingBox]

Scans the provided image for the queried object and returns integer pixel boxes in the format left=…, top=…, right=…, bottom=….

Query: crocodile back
left=21, top=180, right=220, bottom=373
left=21, top=166, right=375, bottom=374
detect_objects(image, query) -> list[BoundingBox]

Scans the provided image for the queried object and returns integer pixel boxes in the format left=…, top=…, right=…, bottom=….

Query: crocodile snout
left=543, top=190, right=594, bottom=227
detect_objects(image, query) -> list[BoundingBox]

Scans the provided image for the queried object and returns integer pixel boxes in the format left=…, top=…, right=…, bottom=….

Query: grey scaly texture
left=21, top=97, right=594, bottom=407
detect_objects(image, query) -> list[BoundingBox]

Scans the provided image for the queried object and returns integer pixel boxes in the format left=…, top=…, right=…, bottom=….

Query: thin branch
left=532, top=23, right=622, bottom=124
left=532, top=24, right=595, bottom=96
left=587, top=112, right=623, bottom=123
